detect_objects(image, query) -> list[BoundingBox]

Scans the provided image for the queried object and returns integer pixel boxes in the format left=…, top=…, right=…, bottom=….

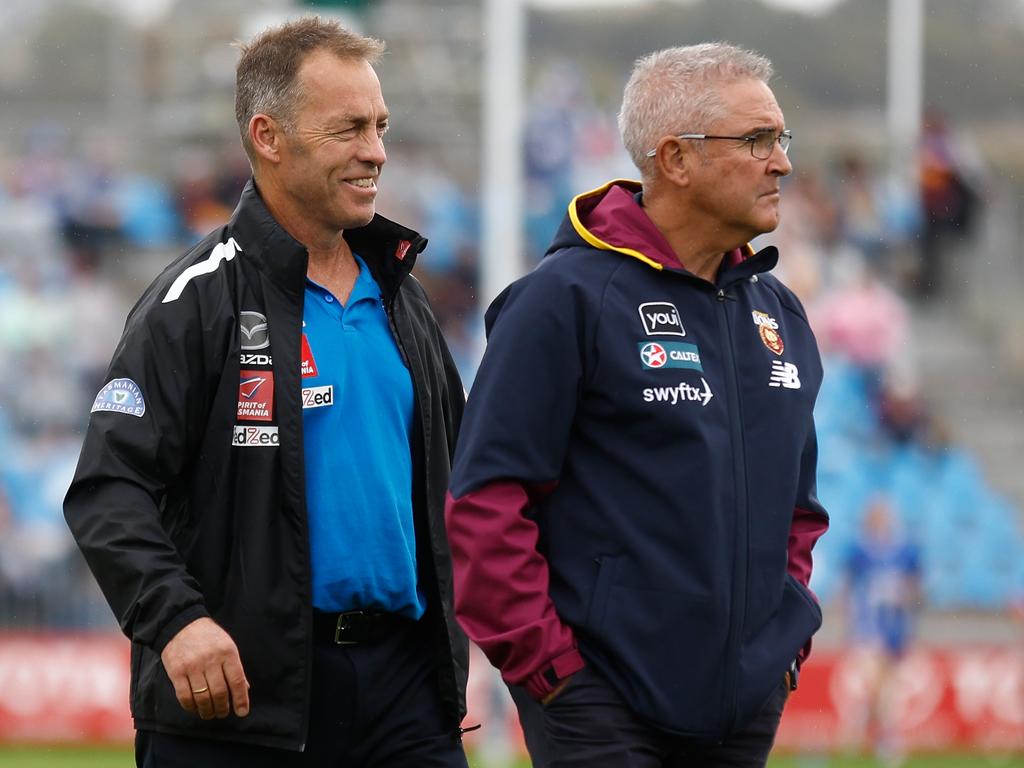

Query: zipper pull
left=716, top=289, right=727, bottom=302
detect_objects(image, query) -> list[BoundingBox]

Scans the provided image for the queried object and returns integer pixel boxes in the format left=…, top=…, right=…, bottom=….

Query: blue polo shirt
left=302, top=255, right=425, bottom=619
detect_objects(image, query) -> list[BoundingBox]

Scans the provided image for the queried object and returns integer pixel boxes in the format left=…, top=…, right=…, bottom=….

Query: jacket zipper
left=297, top=282, right=312, bottom=753
left=384, top=296, right=460, bottom=733
left=714, top=287, right=750, bottom=738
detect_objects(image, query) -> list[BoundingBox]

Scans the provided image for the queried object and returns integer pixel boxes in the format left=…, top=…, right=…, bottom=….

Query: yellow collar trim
left=567, top=179, right=664, bottom=271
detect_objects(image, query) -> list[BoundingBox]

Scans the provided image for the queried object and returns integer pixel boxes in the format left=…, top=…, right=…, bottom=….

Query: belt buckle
left=334, top=611, right=365, bottom=645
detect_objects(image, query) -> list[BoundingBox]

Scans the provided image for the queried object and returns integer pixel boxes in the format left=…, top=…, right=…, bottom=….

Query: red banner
left=776, top=646, right=1024, bottom=753
left=0, top=633, right=132, bottom=742
left=0, top=634, right=1020, bottom=753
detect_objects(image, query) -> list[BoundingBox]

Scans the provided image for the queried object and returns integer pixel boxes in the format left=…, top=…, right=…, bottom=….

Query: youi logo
left=638, top=302, right=686, bottom=337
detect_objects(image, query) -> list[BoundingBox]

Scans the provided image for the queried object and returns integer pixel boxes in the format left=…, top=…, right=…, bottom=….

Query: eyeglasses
left=645, top=130, right=793, bottom=160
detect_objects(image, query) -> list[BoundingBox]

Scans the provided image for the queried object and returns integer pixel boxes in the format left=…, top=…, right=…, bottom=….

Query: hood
left=548, top=179, right=761, bottom=276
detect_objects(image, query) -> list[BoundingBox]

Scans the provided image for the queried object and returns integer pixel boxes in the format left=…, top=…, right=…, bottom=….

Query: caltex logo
left=640, top=342, right=667, bottom=368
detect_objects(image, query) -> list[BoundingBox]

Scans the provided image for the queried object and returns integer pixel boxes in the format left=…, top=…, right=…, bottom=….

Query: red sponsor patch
left=238, top=370, right=274, bottom=421
left=300, top=334, right=319, bottom=378
left=395, top=239, right=412, bottom=261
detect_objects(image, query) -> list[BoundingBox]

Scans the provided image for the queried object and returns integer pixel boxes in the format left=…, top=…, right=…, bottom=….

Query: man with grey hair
left=65, top=16, right=469, bottom=767
left=446, top=42, right=828, bottom=766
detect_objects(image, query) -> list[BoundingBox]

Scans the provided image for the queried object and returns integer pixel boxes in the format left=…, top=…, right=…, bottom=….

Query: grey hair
left=234, top=16, right=385, bottom=166
left=618, top=42, right=774, bottom=180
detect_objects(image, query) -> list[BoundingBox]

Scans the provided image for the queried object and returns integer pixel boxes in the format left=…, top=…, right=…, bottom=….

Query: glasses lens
left=750, top=133, right=772, bottom=159
left=751, top=132, right=791, bottom=159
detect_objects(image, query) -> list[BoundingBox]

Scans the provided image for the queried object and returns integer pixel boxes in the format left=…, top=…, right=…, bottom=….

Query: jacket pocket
left=129, top=641, right=143, bottom=719
left=786, top=577, right=819, bottom=626
left=587, top=578, right=730, bottom=736
left=787, top=573, right=822, bottom=624
left=736, top=574, right=822, bottom=732
left=583, top=556, right=616, bottom=633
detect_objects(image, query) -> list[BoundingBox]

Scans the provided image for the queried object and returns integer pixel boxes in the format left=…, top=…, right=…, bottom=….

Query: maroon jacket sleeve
left=445, top=481, right=585, bottom=700
left=787, top=505, right=829, bottom=589
left=787, top=425, right=830, bottom=663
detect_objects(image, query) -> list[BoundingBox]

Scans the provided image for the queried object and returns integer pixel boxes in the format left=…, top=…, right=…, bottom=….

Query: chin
left=340, top=208, right=376, bottom=230
left=754, top=211, right=781, bottom=234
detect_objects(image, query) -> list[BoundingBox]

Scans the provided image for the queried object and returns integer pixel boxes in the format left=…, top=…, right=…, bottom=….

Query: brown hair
left=234, top=16, right=385, bottom=164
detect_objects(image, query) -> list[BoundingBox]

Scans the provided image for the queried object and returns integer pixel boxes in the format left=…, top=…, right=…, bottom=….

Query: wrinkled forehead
left=710, top=78, right=785, bottom=132
left=295, top=52, right=387, bottom=118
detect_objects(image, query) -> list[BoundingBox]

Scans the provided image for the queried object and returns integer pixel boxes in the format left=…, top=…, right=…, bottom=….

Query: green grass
left=765, top=756, right=1024, bottom=768
left=0, top=746, right=134, bottom=768
left=0, top=747, right=1019, bottom=767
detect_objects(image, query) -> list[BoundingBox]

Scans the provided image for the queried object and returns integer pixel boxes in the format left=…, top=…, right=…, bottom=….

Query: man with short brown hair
left=66, top=17, right=468, bottom=767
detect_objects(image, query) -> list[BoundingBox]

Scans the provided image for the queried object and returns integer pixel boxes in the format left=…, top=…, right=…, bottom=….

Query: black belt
left=312, top=610, right=413, bottom=646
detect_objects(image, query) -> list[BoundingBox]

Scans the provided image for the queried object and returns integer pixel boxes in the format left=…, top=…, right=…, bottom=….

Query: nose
left=359, top=129, right=387, bottom=168
left=768, top=141, right=792, bottom=177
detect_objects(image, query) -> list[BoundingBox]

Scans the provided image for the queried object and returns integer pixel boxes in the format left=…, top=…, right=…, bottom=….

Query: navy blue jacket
left=446, top=180, right=828, bottom=740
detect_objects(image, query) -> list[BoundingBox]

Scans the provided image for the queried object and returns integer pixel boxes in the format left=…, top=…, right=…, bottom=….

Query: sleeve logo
left=91, top=378, right=146, bottom=417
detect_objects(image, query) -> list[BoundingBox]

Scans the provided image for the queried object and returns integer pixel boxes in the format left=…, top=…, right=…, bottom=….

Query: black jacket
left=64, top=180, right=468, bottom=750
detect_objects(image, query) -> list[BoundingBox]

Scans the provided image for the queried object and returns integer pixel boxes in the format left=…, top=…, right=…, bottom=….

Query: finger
left=205, top=665, right=232, bottom=719
left=223, top=657, right=251, bottom=718
left=170, top=672, right=197, bottom=713
left=188, top=673, right=215, bottom=720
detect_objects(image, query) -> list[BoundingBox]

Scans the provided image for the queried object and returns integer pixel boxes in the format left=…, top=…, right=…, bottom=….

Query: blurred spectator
left=62, top=250, right=125, bottom=398
left=523, top=60, right=583, bottom=260
left=766, top=169, right=840, bottom=304
left=817, top=257, right=909, bottom=374
left=57, top=140, right=126, bottom=262
left=876, top=366, right=931, bottom=446
left=916, top=108, right=985, bottom=299
left=835, top=153, right=890, bottom=271
left=174, top=147, right=238, bottom=242
left=837, top=496, right=923, bottom=766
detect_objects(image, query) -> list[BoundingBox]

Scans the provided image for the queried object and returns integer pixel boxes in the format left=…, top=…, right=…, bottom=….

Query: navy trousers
left=509, top=664, right=789, bottom=768
left=136, top=617, right=467, bottom=768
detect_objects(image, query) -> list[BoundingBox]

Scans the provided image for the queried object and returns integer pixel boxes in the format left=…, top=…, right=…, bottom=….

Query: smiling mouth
left=345, top=178, right=376, bottom=189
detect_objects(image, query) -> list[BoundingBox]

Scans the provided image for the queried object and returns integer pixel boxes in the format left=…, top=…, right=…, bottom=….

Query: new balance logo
left=769, top=361, right=801, bottom=389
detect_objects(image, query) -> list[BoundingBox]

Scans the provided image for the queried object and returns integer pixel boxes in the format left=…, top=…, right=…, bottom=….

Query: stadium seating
left=812, top=356, right=1024, bottom=609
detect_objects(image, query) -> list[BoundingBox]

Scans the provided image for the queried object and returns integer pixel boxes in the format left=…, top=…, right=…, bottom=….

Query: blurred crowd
left=0, top=60, right=1018, bottom=633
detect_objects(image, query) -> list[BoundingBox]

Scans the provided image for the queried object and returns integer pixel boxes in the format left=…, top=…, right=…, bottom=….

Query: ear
left=650, top=137, right=692, bottom=189
left=249, top=114, right=284, bottom=166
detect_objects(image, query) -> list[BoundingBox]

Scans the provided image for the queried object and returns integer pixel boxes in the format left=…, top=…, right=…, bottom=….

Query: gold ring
left=191, top=686, right=209, bottom=695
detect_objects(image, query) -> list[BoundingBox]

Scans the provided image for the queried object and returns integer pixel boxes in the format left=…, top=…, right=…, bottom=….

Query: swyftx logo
left=642, top=378, right=714, bottom=407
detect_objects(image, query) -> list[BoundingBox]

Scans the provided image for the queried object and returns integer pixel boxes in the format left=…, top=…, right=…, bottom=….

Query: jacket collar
left=228, top=178, right=428, bottom=302
left=561, top=179, right=779, bottom=285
